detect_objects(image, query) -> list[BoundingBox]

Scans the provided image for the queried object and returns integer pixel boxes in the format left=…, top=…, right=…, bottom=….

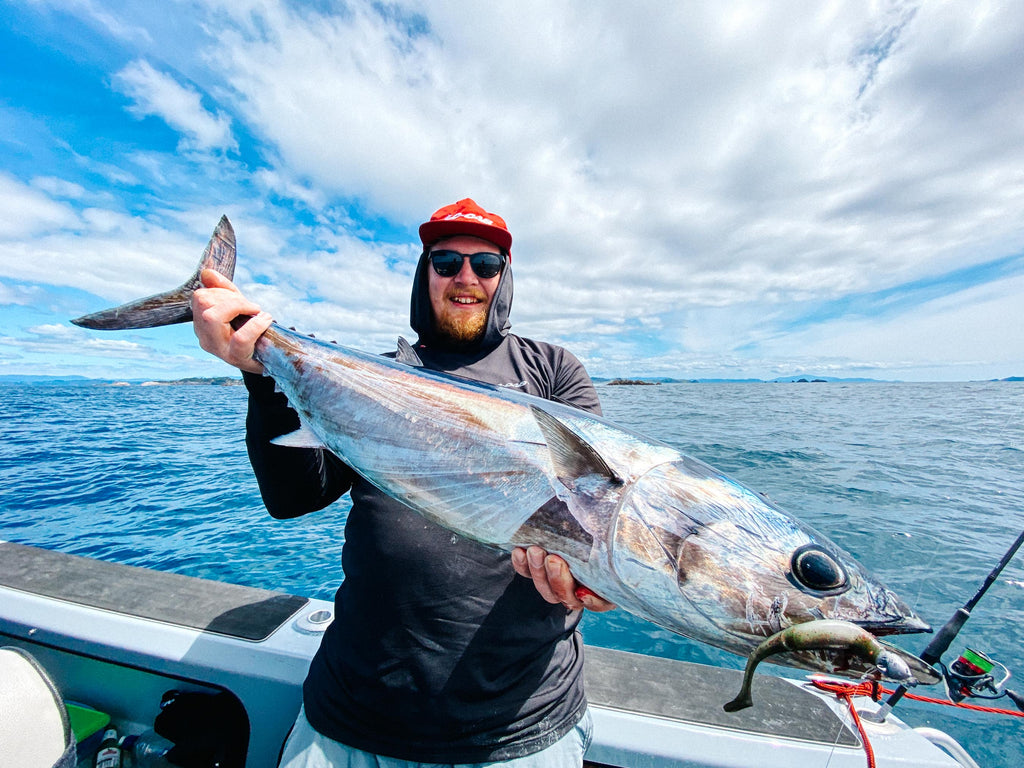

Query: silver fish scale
left=257, top=327, right=559, bottom=542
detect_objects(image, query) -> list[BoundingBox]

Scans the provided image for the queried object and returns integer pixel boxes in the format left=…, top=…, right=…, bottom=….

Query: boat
left=1, top=540, right=980, bottom=768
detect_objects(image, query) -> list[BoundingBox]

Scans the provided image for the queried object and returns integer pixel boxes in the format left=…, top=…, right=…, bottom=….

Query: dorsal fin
left=530, top=406, right=622, bottom=488
left=396, top=336, right=424, bottom=367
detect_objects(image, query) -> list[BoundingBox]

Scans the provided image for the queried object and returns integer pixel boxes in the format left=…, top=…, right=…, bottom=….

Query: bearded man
left=193, top=198, right=613, bottom=768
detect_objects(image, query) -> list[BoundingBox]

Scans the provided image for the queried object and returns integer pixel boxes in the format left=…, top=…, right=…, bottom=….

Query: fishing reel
left=870, top=528, right=1024, bottom=723
left=940, top=647, right=1024, bottom=711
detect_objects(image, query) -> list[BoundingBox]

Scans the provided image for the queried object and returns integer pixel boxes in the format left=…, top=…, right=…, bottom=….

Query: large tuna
left=73, top=217, right=938, bottom=707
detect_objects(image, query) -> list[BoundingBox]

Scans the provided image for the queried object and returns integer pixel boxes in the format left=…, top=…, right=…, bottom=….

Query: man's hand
left=192, top=269, right=273, bottom=374
left=511, top=546, right=616, bottom=612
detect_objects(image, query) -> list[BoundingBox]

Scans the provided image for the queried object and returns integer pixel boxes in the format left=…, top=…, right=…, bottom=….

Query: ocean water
left=1, top=381, right=1022, bottom=766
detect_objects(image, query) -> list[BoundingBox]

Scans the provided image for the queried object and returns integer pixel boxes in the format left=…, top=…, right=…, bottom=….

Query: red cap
left=419, top=198, right=512, bottom=253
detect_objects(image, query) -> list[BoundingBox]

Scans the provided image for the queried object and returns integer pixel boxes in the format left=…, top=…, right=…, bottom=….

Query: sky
left=1, top=0, right=1022, bottom=382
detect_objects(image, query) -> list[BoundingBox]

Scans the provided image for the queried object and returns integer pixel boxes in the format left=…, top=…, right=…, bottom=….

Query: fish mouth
left=856, top=614, right=933, bottom=637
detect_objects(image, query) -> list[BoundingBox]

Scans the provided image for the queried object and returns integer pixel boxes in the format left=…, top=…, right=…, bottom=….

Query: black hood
left=409, top=249, right=514, bottom=352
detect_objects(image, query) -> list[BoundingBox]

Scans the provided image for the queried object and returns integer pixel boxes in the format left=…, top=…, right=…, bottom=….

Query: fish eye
left=789, top=544, right=849, bottom=594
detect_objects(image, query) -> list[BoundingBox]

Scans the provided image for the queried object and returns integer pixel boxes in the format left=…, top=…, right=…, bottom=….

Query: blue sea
left=2, top=381, right=1022, bottom=766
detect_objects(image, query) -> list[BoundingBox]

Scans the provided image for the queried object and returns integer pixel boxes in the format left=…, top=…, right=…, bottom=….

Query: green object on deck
left=66, top=702, right=111, bottom=743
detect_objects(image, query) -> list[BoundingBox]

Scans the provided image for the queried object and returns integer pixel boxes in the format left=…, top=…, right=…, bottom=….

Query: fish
left=72, top=216, right=939, bottom=708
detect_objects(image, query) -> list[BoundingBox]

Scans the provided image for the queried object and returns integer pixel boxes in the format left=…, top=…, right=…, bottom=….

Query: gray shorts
left=278, top=705, right=593, bottom=768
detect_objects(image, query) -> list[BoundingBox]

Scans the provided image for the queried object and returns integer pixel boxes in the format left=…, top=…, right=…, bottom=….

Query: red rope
left=811, top=679, right=878, bottom=768
left=810, top=678, right=880, bottom=699
left=807, top=676, right=1024, bottom=768
left=808, top=677, right=1024, bottom=718
left=806, top=684, right=1024, bottom=768
left=886, top=688, right=1024, bottom=717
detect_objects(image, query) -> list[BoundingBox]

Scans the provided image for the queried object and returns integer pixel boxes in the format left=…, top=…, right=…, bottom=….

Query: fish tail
left=71, top=216, right=236, bottom=330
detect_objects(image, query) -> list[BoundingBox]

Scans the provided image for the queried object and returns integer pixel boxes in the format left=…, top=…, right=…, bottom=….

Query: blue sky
left=1, top=1, right=1022, bottom=382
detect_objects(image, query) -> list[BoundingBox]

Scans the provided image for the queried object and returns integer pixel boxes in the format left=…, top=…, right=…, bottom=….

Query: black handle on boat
left=880, top=526, right=1024, bottom=714
left=1006, top=688, right=1024, bottom=712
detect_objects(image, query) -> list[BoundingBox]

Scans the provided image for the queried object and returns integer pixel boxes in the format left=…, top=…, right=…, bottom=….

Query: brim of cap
left=419, top=220, right=512, bottom=253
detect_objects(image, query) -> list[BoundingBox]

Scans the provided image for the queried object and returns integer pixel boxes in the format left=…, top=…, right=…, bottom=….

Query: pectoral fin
left=270, top=420, right=326, bottom=448
left=531, top=406, right=622, bottom=489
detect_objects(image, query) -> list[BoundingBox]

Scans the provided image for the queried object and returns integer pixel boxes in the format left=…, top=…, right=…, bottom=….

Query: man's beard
left=434, top=288, right=489, bottom=346
left=434, top=305, right=488, bottom=346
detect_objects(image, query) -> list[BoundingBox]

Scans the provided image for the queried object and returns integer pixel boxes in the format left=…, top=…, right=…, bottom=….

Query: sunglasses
left=428, top=250, right=506, bottom=279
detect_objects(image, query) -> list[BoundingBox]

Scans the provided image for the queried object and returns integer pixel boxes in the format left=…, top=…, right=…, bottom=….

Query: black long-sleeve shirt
left=243, top=334, right=601, bottom=762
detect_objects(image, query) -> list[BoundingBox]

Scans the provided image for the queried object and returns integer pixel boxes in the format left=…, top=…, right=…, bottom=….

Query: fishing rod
left=867, top=526, right=1024, bottom=722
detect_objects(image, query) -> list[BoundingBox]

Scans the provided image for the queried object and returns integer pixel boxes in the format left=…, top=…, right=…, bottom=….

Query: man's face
left=427, top=235, right=504, bottom=346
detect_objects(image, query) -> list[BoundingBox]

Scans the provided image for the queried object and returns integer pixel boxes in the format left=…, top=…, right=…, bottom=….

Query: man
left=193, top=199, right=613, bottom=767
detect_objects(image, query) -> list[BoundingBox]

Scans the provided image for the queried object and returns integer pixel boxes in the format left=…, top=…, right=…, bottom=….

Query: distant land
left=591, top=375, right=1024, bottom=384
left=135, top=377, right=243, bottom=387
left=590, top=375, right=881, bottom=384
left=0, top=375, right=243, bottom=386
left=3, top=374, right=1022, bottom=386
left=589, top=375, right=887, bottom=384
left=0, top=374, right=95, bottom=385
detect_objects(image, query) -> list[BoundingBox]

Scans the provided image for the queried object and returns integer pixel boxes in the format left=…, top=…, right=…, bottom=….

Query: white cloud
left=0, top=281, right=46, bottom=307
left=0, top=323, right=215, bottom=374
left=3, top=1, right=1024, bottom=380
left=31, top=177, right=88, bottom=199
left=765, top=273, right=1024, bottom=379
left=31, top=0, right=155, bottom=44
left=253, top=169, right=327, bottom=211
left=0, top=324, right=148, bottom=358
left=200, top=1, right=1024, bottom=306
left=0, top=207, right=221, bottom=304
left=0, top=173, right=79, bottom=238
left=113, top=59, right=237, bottom=152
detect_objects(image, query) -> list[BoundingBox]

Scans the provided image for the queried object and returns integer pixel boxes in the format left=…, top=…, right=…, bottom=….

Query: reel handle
left=1005, top=688, right=1024, bottom=712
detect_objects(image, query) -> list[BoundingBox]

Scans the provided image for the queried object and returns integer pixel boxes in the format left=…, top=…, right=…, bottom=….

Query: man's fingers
left=200, top=268, right=239, bottom=291
left=511, top=547, right=531, bottom=579
left=231, top=311, right=273, bottom=350
left=545, top=555, right=585, bottom=610
left=575, top=585, right=616, bottom=613
left=526, top=546, right=560, bottom=604
left=513, top=546, right=616, bottom=613
left=195, top=291, right=262, bottom=323
left=217, top=310, right=271, bottom=373
left=527, top=547, right=586, bottom=610
left=190, top=270, right=271, bottom=374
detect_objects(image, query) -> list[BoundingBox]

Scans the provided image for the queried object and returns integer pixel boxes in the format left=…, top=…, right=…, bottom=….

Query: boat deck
left=1, top=541, right=964, bottom=768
